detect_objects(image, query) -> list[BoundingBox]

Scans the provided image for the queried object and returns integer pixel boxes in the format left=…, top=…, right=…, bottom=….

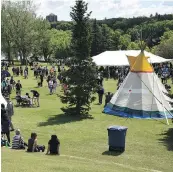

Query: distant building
left=46, top=13, right=58, bottom=22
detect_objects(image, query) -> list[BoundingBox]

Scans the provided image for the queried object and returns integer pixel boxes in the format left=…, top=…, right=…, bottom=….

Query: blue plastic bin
left=107, top=125, right=128, bottom=152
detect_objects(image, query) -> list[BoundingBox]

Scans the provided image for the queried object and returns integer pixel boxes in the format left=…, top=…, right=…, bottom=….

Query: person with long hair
left=27, top=133, right=45, bottom=152
left=46, top=135, right=60, bottom=155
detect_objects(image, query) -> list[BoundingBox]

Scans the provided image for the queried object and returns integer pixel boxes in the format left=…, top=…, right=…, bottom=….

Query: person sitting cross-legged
left=46, top=135, right=60, bottom=155
left=27, top=133, right=45, bottom=152
left=12, top=129, right=27, bottom=149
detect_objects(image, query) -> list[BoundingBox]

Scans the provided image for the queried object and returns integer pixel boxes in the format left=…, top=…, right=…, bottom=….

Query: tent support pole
left=108, top=67, right=110, bottom=79
left=149, top=59, right=169, bottom=125
left=159, top=87, right=169, bottom=125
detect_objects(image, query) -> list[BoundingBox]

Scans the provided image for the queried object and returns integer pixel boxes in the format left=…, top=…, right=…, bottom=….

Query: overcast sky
left=34, top=0, right=173, bottom=21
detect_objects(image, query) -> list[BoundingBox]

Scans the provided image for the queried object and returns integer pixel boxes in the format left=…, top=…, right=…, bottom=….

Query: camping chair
left=21, top=97, right=31, bottom=107
left=16, top=95, right=22, bottom=106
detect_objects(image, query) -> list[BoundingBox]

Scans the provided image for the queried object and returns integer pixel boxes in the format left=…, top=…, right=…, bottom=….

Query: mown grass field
left=1, top=67, right=173, bottom=172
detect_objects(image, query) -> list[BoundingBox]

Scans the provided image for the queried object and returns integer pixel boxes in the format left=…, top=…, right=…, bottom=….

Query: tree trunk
left=76, top=99, right=81, bottom=116
left=22, top=50, right=27, bottom=65
left=19, top=51, right=23, bottom=65
left=44, top=54, right=48, bottom=62
left=7, top=41, right=12, bottom=64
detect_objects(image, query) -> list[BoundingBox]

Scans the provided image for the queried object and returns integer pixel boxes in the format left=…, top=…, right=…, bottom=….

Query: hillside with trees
left=1, top=1, right=173, bottom=64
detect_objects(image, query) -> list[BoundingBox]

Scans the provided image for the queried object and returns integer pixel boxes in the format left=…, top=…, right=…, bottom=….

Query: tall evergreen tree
left=91, top=19, right=102, bottom=56
left=59, top=0, right=98, bottom=117
left=100, top=24, right=113, bottom=51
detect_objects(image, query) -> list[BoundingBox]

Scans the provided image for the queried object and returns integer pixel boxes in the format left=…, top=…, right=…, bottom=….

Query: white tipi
left=104, top=50, right=173, bottom=123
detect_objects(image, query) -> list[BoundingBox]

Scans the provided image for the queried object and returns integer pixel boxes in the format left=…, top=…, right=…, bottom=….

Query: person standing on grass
left=53, top=77, right=57, bottom=93
left=24, top=69, right=28, bottom=79
left=25, top=66, right=28, bottom=75
left=1, top=112, right=10, bottom=144
left=15, top=80, right=22, bottom=95
left=10, top=76, right=15, bottom=90
left=20, top=66, right=23, bottom=76
left=16, top=67, right=19, bottom=76
left=40, top=73, right=44, bottom=87
left=30, top=90, right=40, bottom=107
left=6, top=97, right=14, bottom=131
left=97, top=86, right=104, bottom=105
left=104, top=92, right=112, bottom=107
left=48, top=79, right=54, bottom=95
left=37, top=76, right=41, bottom=87
left=46, top=135, right=60, bottom=155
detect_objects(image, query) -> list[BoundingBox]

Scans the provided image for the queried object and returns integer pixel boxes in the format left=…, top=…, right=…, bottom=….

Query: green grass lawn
left=1, top=67, right=173, bottom=172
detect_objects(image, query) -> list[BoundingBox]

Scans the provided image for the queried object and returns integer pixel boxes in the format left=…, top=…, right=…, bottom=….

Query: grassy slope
left=1, top=68, right=173, bottom=172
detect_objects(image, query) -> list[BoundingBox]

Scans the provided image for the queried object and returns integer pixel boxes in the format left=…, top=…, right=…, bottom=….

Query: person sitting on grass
left=25, top=93, right=32, bottom=105
left=46, top=135, right=60, bottom=155
left=12, top=129, right=27, bottom=149
left=30, top=90, right=40, bottom=107
left=27, top=133, right=45, bottom=152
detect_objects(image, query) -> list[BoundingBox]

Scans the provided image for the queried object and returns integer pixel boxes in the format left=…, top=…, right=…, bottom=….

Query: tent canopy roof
left=92, top=50, right=173, bottom=66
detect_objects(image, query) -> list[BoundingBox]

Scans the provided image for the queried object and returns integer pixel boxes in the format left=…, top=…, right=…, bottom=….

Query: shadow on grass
left=158, top=128, right=173, bottom=151
left=38, top=113, right=94, bottom=126
left=102, top=150, right=123, bottom=156
left=153, top=118, right=167, bottom=125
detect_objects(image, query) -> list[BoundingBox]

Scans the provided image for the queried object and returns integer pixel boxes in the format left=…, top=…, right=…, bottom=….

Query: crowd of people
left=2, top=98, right=60, bottom=155
left=96, top=62, right=173, bottom=106
left=1, top=60, right=173, bottom=155
left=1, top=62, right=63, bottom=155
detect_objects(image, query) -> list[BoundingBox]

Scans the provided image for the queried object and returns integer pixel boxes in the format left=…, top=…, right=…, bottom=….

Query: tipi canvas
left=104, top=51, right=173, bottom=119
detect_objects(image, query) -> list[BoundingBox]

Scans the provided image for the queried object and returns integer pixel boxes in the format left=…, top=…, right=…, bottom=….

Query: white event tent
left=1, top=94, right=7, bottom=108
left=92, top=50, right=173, bottom=66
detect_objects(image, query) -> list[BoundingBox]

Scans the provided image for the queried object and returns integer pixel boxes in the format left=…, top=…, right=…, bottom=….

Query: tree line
left=2, top=1, right=173, bottom=65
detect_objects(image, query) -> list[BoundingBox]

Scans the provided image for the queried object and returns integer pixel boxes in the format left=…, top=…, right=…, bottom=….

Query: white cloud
left=34, top=0, right=173, bottom=20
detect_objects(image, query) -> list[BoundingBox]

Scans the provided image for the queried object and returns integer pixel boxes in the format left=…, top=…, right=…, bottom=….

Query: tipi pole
left=136, top=73, right=173, bottom=123
left=149, top=58, right=169, bottom=125
left=157, top=78, right=169, bottom=125
left=148, top=58, right=156, bottom=118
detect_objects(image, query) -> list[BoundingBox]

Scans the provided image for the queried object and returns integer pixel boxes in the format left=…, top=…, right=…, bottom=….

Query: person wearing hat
left=12, top=129, right=26, bottom=149
left=6, top=97, right=14, bottom=131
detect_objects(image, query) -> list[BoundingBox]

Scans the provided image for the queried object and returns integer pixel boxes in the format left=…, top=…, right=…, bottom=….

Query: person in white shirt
left=48, top=79, right=53, bottom=95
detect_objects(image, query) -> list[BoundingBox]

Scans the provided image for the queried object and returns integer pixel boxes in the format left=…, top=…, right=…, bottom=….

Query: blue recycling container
left=107, top=125, right=128, bottom=152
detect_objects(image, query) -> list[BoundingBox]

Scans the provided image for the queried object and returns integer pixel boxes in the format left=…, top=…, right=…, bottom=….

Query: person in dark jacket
left=104, top=92, right=112, bottom=107
left=15, top=80, right=22, bottom=95
left=46, top=135, right=60, bottom=155
left=30, top=90, right=40, bottom=107
left=1, top=113, right=10, bottom=144
left=40, top=73, right=44, bottom=87
left=97, top=86, right=104, bottom=105
left=6, top=97, right=14, bottom=131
